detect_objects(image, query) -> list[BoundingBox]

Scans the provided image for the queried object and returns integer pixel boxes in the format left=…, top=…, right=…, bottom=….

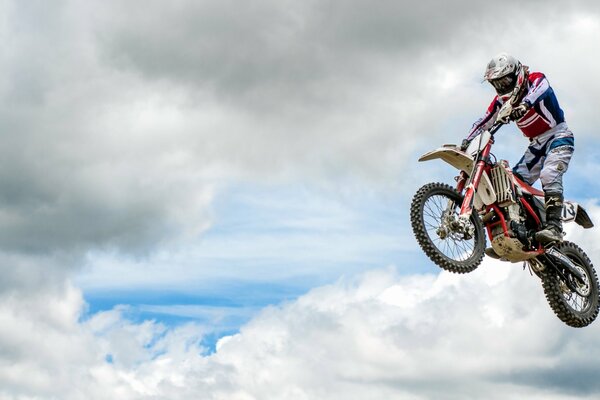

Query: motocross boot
left=535, top=192, right=564, bottom=244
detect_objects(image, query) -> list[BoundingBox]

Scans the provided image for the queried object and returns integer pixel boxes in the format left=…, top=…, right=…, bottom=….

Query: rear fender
left=563, top=201, right=594, bottom=228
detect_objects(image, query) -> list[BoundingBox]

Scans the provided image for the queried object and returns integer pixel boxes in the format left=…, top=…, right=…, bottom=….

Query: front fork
left=459, top=158, right=487, bottom=217
left=437, top=171, right=476, bottom=240
left=441, top=157, right=487, bottom=240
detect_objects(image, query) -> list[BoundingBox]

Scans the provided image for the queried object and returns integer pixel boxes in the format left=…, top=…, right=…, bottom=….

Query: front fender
left=418, top=146, right=496, bottom=208
left=418, top=145, right=474, bottom=173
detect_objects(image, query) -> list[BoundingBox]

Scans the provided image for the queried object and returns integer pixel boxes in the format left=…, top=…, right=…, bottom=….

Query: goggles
left=489, top=74, right=516, bottom=95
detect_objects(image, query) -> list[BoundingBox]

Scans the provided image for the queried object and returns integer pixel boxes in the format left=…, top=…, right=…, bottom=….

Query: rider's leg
left=512, top=143, right=541, bottom=187
left=535, top=191, right=564, bottom=243
left=535, top=136, right=574, bottom=243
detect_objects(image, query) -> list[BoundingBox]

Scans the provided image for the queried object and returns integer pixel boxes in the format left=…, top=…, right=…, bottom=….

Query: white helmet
left=484, top=52, right=528, bottom=99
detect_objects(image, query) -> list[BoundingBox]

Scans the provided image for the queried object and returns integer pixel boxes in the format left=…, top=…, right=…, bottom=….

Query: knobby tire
left=541, top=241, right=600, bottom=328
left=410, top=182, right=485, bottom=274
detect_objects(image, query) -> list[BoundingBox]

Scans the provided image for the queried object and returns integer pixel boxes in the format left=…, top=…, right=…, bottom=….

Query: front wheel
left=541, top=241, right=600, bottom=328
left=410, top=182, right=485, bottom=273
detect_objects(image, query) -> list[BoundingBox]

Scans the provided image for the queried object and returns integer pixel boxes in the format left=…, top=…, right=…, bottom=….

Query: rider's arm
left=522, top=72, right=550, bottom=107
left=465, top=97, right=501, bottom=141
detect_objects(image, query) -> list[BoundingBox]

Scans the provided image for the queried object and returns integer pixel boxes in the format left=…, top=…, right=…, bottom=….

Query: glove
left=510, top=102, right=530, bottom=121
left=460, top=139, right=471, bottom=152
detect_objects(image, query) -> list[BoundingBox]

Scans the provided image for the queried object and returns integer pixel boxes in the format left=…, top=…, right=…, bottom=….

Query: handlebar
left=491, top=101, right=514, bottom=133
left=489, top=121, right=505, bottom=135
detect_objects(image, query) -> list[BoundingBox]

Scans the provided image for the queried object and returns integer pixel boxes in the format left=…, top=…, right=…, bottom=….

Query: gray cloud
left=501, top=366, right=600, bottom=396
left=0, top=1, right=597, bottom=273
left=0, top=0, right=597, bottom=307
left=1, top=1, right=600, bottom=397
left=98, top=0, right=545, bottom=110
left=0, top=2, right=215, bottom=257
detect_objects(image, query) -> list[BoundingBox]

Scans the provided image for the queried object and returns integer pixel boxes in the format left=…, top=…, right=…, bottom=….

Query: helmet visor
left=489, top=74, right=515, bottom=95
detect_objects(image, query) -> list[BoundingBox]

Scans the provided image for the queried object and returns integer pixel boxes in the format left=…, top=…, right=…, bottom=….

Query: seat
left=514, top=176, right=544, bottom=197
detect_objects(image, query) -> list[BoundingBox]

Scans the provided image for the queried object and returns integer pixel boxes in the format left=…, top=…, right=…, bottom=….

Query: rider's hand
left=460, top=139, right=471, bottom=152
left=510, top=103, right=530, bottom=121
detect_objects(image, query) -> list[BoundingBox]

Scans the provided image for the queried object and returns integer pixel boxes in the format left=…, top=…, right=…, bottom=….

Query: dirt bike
left=410, top=101, right=599, bottom=327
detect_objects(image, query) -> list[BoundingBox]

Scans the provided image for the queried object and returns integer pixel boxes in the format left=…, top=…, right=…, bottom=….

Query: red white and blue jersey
left=467, top=72, right=565, bottom=140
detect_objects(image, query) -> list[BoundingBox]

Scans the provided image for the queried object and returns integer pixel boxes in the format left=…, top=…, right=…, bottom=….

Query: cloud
left=0, top=3, right=216, bottom=257
left=2, top=0, right=599, bottom=260
left=3, top=190, right=600, bottom=400
left=5, top=262, right=600, bottom=399
left=2, top=1, right=600, bottom=399
left=189, top=266, right=598, bottom=400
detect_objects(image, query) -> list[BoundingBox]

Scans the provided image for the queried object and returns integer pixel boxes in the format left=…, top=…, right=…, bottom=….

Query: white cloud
left=0, top=282, right=126, bottom=400
left=4, top=197, right=600, bottom=399
left=121, top=261, right=600, bottom=400
left=5, top=263, right=600, bottom=399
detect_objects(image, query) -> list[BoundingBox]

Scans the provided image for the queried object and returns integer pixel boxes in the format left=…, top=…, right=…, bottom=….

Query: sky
left=2, top=0, right=600, bottom=399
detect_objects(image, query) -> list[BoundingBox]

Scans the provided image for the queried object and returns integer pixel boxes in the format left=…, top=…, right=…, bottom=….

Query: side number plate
left=562, top=201, right=577, bottom=223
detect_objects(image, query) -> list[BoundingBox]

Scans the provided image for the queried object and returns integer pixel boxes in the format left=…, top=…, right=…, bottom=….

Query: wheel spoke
left=421, top=193, right=477, bottom=263
left=555, top=258, right=592, bottom=313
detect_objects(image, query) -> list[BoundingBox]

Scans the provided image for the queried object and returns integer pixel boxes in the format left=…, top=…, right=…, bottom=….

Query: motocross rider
left=462, top=53, right=574, bottom=245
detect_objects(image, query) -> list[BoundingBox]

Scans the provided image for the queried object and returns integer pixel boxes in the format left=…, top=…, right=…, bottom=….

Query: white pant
left=512, top=123, right=574, bottom=194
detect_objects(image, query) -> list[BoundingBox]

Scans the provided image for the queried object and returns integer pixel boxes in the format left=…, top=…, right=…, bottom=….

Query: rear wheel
left=541, top=241, right=599, bottom=328
left=542, top=241, right=600, bottom=328
left=410, top=182, right=485, bottom=273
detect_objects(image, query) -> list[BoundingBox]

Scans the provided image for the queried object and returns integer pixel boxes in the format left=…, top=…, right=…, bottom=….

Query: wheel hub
left=571, top=265, right=591, bottom=297
left=441, top=214, right=474, bottom=241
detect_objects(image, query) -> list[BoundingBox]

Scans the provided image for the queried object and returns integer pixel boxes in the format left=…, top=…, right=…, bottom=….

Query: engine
left=485, top=161, right=537, bottom=261
left=488, top=162, right=524, bottom=230
left=489, top=161, right=516, bottom=206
